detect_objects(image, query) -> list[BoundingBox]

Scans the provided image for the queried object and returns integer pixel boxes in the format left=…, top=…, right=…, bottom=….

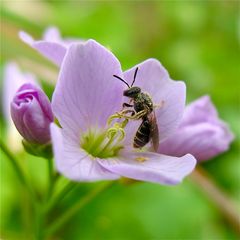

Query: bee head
left=123, top=86, right=141, bottom=98
left=113, top=67, right=140, bottom=99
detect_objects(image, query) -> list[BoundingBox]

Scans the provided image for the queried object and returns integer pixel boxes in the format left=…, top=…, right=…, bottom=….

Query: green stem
left=46, top=158, right=55, bottom=200
left=39, top=181, right=78, bottom=239
left=35, top=206, right=44, bottom=240
left=44, top=181, right=115, bottom=237
left=44, top=181, right=78, bottom=214
left=191, top=166, right=240, bottom=235
left=0, top=140, right=37, bottom=202
left=35, top=159, right=60, bottom=239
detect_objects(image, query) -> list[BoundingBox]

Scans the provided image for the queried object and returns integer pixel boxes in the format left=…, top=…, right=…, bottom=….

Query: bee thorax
left=134, top=93, right=153, bottom=113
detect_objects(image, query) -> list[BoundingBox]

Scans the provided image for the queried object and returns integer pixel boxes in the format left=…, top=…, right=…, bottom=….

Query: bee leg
left=129, top=110, right=147, bottom=119
left=121, top=100, right=134, bottom=110
left=121, top=109, right=136, bottom=115
left=117, top=109, right=147, bottom=120
left=119, top=109, right=135, bottom=115
left=124, top=110, right=136, bottom=116
left=122, top=102, right=133, bottom=108
left=116, top=109, right=136, bottom=119
left=134, top=110, right=148, bottom=119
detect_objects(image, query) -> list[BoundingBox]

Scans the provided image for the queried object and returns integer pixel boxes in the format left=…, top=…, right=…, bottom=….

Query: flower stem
left=46, top=158, right=55, bottom=200
left=44, top=181, right=78, bottom=214
left=35, top=206, right=44, bottom=240
left=0, top=140, right=37, bottom=202
left=44, top=181, right=115, bottom=237
left=191, top=166, right=240, bottom=235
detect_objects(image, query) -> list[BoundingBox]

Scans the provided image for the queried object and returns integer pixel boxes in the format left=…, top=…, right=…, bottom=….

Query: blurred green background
left=0, top=1, right=239, bottom=239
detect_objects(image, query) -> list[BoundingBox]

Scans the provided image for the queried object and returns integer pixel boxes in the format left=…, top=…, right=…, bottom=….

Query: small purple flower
left=50, top=39, right=196, bottom=185
left=19, top=26, right=83, bottom=67
left=11, top=83, right=54, bottom=144
left=159, top=96, right=234, bottom=161
left=2, top=63, right=38, bottom=151
left=3, top=62, right=38, bottom=122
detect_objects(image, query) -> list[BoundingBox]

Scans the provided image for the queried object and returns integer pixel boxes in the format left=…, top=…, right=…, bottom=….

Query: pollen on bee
left=135, top=156, right=148, bottom=163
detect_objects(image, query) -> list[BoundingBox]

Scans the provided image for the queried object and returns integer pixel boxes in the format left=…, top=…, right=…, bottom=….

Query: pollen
left=135, top=156, right=148, bottom=162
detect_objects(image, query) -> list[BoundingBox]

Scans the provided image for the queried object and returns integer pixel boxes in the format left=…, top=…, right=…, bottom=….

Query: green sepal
left=22, top=140, right=53, bottom=159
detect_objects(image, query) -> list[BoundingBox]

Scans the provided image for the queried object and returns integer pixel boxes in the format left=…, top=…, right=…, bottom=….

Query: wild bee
left=113, top=67, right=160, bottom=151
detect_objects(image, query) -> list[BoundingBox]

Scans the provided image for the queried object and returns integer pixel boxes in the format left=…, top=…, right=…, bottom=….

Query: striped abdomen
left=133, top=118, right=151, bottom=148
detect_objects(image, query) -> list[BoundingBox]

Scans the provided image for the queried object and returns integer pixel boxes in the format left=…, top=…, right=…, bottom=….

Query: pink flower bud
left=11, top=83, right=54, bottom=144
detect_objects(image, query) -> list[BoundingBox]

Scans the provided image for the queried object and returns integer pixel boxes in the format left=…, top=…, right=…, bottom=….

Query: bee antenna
left=131, top=67, right=139, bottom=87
left=113, top=75, right=130, bottom=88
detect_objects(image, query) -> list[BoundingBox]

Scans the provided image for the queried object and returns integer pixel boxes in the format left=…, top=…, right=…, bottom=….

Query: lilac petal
left=17, top=83, right=54, bottom=122
left=2, top=63, right=38, bottom=150
left=11, top=83, right=53, bottom=144
left=3, top=62, right=37, bottom=122
left=123, top=59, right=186, bottom=144
left=159, top=122, right=234, bottom=162
left=98, top=151, right=196, bottom=185
left=50, top=124, right=119, bottom=181
left=19, top=31, right=67, bottom=66
left=52, top=40, right=124, bottom=134
left=12, top=97, right=51, bottom=144
left=43, top=26, right=62, bottom=42
left=159, top=96, right=234, bottom=162
left=181, top=95, right=218, bottom=126
left=43, top=26, right=80, bottom=47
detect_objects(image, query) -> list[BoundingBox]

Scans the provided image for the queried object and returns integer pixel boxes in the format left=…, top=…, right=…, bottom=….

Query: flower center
left=80, top=119, right=128, bottom=159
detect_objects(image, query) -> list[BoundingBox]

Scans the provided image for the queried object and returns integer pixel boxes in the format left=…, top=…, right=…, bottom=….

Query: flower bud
left=11, top=83, right=54, bottom=144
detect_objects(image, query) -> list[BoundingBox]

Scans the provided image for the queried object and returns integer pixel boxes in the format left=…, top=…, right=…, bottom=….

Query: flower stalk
left=191, top=166, right=240, bottom=235
left=44, top=181, right=116, bottom=237
left=46, top=157, right=55, bottom=200
left=43, top=181, right=78, bottom=214
left=0, top=140, right=38, bottom=202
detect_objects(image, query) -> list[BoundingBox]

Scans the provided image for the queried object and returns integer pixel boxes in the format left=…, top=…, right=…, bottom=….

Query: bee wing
left=148, top=111, right=159, bottom=152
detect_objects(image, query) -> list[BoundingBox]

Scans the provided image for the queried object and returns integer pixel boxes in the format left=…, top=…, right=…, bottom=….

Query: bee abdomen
left=133, top=119, right=151, bottom=148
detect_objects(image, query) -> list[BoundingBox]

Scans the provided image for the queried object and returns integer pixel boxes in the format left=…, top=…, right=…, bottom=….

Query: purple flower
left=3, top=63, right=38, bottom=121
left=19, top=26, right=83, bottom=67
left=50, top=39, right=196, bottom=184
left=159, top=96, right=234, bottom=162
left=2, top=63, right=38, bottom=151
left=11, top=83, right=54, bottom=144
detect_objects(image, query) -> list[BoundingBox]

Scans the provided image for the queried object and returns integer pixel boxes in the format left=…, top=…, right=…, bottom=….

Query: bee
left=113, top=67, right=159, bottom=151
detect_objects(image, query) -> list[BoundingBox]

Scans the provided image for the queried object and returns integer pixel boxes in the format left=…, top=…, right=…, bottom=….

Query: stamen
left=81, top=116, right=129, bottom=159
